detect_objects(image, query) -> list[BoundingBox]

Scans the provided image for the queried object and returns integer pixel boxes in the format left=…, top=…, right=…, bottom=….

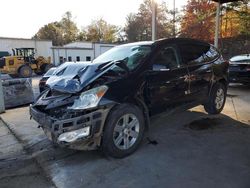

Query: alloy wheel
left=113, top=114, right=140, bottom=150
left=215, top=88, right=225, bottom=110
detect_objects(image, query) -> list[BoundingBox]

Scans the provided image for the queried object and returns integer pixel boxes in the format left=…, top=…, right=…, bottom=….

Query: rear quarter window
left=179, top=43, right=219, bottom=64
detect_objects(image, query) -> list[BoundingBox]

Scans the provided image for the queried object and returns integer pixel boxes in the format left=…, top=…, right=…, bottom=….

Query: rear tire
left=102, top=104, right=145, bottom=158
left=204, top=82, right=226, bottom=114
left=18, top=65, right=33, bottom=78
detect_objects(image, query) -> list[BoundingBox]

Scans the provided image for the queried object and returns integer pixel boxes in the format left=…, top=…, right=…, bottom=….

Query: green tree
left=33, top=22, right=64, bottom=46
left=60, top=11, right=79, bottom=44
left=125, top=13, right=138, bottom=42
left=77, top=29, right=87, bottom=41
left=221, top=1, right=250, bottom=37
left=180, top=0, right=216, bottom=42
left=33, top=11, right=79, bottom=45
left=124, top=0, right=172, bottom=42
left=84, top=18, right=119, bottom=43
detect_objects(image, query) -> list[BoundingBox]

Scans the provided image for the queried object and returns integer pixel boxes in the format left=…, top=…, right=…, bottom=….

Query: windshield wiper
left=114, top=59, right=130, bottom=73
left=75, top=66, right=88, bottom=79
left=96, top=61, right=113, bottom=72
left=95, top=59, right=129, bottom=74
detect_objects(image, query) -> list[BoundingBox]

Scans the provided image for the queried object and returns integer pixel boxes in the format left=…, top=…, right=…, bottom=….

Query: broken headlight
left=68, top=85, right=108, bottom=110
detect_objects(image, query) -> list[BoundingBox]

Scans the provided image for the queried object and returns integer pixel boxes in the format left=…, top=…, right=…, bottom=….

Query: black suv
left=30, top=38, right=229, bottom=158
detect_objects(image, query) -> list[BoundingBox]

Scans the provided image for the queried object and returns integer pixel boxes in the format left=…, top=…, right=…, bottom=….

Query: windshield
left=44, top=68, right=56, bottom=76
left=93, top=44, right=152, bottom=71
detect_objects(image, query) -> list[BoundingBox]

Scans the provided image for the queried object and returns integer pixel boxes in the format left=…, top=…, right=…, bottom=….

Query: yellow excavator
left=0, top=48, right=53, bottom=77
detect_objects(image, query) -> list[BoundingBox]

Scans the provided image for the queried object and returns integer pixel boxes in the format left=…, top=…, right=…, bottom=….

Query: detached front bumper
left=30, top=105, right=111, bottom=150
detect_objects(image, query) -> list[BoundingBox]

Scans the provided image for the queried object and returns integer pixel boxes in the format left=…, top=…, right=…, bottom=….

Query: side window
left=179, top=43, right=210, bottom=64
left=68, top=56, right=72, bottom=62
left=76, top=56, right=80, bottom=61
left=153, top=46, right=179, bottom=70
left=59, top=56, right=64, bottom=64
left=86, top=56, right=91, bottom=61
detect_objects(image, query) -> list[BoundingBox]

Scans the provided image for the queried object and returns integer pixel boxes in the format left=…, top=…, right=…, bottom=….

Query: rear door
left=145, top=44, right=190, bottom=115
left=178, top=42, right=220, bottom=102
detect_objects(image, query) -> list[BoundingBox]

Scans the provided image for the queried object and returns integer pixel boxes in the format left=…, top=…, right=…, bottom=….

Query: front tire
left=18, top=65, right=33, bottom=78
left=102, top=104, right=145, bottom=158
left=204, top=82, right=227, bottom=114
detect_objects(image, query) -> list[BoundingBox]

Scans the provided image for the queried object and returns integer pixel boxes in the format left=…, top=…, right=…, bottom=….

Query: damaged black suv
left=30, top=38, right=229, bottom=158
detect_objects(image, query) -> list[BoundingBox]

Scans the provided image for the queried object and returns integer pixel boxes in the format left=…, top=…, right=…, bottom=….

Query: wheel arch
left=208, top=76, right=228, bottom=97
left=218, top=78, right=228, bottom=88
left=102, top=98, right=150, bottom=134
left=132, top=97, right=150, bottom=131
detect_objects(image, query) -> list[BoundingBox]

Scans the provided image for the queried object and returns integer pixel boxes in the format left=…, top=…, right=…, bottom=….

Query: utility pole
left=0, top=73, right=5, bottom=113
left=214, top=2, right=221, bottom=48
left=152, top=0, right=157, bottom=41
left=212, top=0, right=240, bottom=47
left=173, top=0, right=176, bottom=37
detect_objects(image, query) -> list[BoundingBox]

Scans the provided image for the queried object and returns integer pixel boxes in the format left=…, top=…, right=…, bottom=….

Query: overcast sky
left=0, top=0, right=187, bottom=38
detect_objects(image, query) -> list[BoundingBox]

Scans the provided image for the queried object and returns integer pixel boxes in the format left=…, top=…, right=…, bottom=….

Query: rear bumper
left=30, top=105, right=111, bottom=150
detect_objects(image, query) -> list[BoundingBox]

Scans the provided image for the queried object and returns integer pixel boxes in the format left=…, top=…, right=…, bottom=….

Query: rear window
left=179, top=43, right=219, bottom=64
left=230, top=55, right=250, bottom=63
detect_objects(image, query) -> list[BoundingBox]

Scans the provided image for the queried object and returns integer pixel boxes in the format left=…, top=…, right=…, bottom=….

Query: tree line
left=33, top=0, right=250, bottom=46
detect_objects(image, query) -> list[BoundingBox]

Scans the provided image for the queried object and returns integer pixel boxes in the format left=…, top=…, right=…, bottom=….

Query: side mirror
left=152, top=64, right=170, bottom=71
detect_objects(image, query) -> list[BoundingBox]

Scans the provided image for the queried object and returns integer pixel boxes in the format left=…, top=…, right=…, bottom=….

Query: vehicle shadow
left=38, top=110, right=250, bottom=162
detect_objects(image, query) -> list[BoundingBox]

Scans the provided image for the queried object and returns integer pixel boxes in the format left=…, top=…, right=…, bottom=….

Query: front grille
left=0, top=58, right=5, bottom=68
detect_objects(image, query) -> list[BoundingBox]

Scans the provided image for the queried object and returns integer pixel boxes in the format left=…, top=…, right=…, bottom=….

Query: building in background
left=0, top=37, right=117, bottom=66
left=0, top=37, right=53, bottom=60
left=51, top=42, right=116, bottom=66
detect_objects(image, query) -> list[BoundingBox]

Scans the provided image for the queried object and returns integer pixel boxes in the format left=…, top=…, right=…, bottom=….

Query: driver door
left=146, top=44, right=190, bottom=115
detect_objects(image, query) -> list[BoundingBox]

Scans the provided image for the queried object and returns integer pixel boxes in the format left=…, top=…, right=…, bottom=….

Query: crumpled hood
left=46, top=61, right=115, bottom=93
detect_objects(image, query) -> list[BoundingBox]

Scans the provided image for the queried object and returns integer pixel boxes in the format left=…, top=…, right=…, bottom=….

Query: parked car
left=229, top=54, right=250, bottom=85
left=30, top=38, right=229, bottom=158
left=39, top=67, right=57, bottom=92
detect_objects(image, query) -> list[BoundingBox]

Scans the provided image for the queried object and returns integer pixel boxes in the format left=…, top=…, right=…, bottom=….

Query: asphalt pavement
left=0, top=120, right=54, bottom=188
left=0, top=81, right=250, bottom=188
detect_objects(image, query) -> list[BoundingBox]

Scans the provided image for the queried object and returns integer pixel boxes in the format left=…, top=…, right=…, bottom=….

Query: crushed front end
left=30, top=89, right=113, bottom=150
left=30, top=61, right=128, bottom=150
